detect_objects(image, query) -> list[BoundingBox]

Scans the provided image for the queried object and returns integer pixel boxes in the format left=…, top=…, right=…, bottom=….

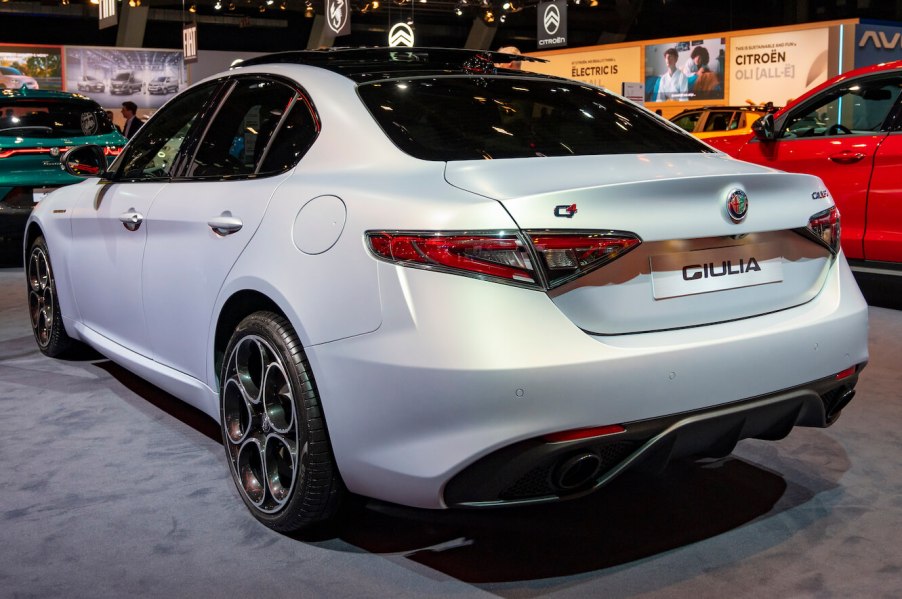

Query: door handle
left=208, top=214, right=243, bottom=236
left=829, top=151, right=866, bottom=164
left=118, top=209, right=144, bottom=232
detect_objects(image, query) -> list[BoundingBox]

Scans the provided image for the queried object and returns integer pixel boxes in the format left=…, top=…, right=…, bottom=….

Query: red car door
left=735, top=132, right=884, bottom=260
left=862, top=132, right=902, bottom=263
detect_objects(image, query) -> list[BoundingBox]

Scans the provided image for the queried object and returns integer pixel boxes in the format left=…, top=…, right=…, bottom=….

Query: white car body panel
left=25, top=53, right=869, bottom=514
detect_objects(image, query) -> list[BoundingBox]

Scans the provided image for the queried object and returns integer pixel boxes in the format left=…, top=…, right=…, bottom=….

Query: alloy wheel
left=222, top=335, right=306, bottom=514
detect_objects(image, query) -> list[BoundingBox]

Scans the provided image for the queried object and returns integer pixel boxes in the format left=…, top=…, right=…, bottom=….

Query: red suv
left=705, top=60, right=902, bottom=268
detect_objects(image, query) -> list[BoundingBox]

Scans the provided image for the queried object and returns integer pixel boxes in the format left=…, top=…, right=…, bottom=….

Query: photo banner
left=528, top=46, right=640, bottom=92
left=64, top=46, right=187, bottom=110
left=729, top=28, right=829, bottom=106
left=644, top=38, right=725, bottom=102
left=0, top=44, right=63, bottom=90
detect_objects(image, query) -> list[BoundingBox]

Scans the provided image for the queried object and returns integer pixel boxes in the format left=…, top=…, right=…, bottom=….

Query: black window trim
left=171, top=73, right=320, bottom=182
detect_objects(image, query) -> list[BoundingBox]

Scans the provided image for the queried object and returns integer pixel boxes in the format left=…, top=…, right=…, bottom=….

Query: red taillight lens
left=103, top=146, right=123, bottom=156
left=529, top=232, right=641, bottom=288
left=835, top=366, right=856, bottom=380
left=367, top=230, right=642, bottom=290
left=367, top=233, right=537, bottom=285
left=807, top=205, right=841, bottom=254
left=544, top=424, right=626, bottom=443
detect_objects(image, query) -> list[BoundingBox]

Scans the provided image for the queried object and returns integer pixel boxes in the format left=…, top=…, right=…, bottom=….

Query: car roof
left=234, top=47, right=547, bottom=82
left=0, top=88, right=100, bottom=105
left=671, top=105, right=776, bottom=117
left=775, top=59, right=902, bottom=117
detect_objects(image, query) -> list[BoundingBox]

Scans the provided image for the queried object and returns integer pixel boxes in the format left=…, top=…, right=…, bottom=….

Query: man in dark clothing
left=120, top=101, right=142, bottom=139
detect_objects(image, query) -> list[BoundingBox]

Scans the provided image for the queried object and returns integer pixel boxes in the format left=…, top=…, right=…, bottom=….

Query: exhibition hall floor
left=1, top=264, right=900, bottom=598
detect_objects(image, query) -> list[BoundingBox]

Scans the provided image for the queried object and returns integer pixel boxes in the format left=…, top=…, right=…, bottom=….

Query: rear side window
left=188, top=78, right=299, bottom=178
left=671, top=111, right=702, bottom=132
left=358, top=77, right=709, bottom=160
left=0, top=100, right=115, bottom=138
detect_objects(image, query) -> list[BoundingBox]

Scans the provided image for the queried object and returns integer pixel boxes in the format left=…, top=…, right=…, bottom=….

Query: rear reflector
left=544, top=424, right=626, bottom=443
left=834, top=366, right=856, bottom=380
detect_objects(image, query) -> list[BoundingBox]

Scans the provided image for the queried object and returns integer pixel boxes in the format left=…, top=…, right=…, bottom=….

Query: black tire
left=27, top=235, right=74, bottom=357
left=220, top=311, right=343, bottom=532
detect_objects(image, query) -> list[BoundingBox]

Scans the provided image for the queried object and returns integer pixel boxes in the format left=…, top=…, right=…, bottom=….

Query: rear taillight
left=367, top=232, right=537, bottom=285
left=528, top=232, right=641, bottom=288
left=366, top=230, right=641, bottom=290
left=103, top=146, right=123, bottom=157
left=806, top=206, right=841, bottom=254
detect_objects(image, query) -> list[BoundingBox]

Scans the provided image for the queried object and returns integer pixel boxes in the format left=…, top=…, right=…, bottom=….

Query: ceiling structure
left=0, top=0, right=900, bottom=54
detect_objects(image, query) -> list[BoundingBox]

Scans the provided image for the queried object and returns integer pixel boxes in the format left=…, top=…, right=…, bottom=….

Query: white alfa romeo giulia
left=25, top=48, right=868, bottom=532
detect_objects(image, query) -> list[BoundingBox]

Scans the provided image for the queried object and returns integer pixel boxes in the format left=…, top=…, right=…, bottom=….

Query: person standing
left=655, top=48, right=688, bottom=102
left=495, top=46, right=522, bottom=71
left=120, top=101, right=142, bottom=139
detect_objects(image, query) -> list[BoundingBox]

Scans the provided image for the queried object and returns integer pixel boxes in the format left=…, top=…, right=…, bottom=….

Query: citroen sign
left=389, top=23, right=415, bottom=47
left=537, top=0, right=567, bottom=48
left=543, top=4, right=560, bottom=35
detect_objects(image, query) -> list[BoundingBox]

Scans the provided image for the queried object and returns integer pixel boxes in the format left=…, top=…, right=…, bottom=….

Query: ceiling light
left=214, top=0, right=222, bottom=9
left=258, top=3, right=265, bottom=11
left=483, top=8, right=494, bottom=22
left=266, top=0, right=274, bottom=5
left=499, top=13, right=506, bottom=22
left=371, top=0, right=379, bottom=7
left=279, top=0, right=286, bottom=8
left=188, top=3, right=196, bottom=11
left=454, top=5, right=463, bottom=14
left=304, top=5, right=314, bottom=16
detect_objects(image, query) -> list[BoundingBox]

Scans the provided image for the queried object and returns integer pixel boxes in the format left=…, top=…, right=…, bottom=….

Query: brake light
left=528, top=232, right=641, bottom=288
left=367, top=233, right=537, bottom=285
left=366, top=230, right=641, bottom=289
left=807, top=206, right=841, bottom=254
left=0, top=147, right=70, bottom=159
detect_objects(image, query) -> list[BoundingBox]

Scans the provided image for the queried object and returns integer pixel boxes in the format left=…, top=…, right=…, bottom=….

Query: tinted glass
left=116, top=82, right=218, bottom=180
left=188, top=78, right=297, bottom=178
left=671, top=111, right=701, bottom=132
left=358, top=77, right=708, bottom=160
left=258, top=96, right=318, bottom=175
left=782, top=75, right=902, bottom=138
left=703, top=111, right=734, bottom=132
left=0, top=100, right=115, bottom=138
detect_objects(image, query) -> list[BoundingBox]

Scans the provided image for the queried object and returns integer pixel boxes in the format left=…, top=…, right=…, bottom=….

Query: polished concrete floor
left=1, top=262, right=901, bottom=598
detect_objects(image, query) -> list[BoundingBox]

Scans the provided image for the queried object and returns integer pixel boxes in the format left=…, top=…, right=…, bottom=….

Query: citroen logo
left=389, top=23, right=414, bottom=47
left=543, top=4, right=560, bottom=35
left=727, top=189, right=749, bottom=223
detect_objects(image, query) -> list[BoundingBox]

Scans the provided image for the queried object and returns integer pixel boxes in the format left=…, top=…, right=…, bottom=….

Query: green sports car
left=1, top=88, right=126, bottom=238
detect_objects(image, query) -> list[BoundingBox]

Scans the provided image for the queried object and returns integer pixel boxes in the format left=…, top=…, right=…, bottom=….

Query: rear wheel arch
left=214, top=289, right=286, bottom=388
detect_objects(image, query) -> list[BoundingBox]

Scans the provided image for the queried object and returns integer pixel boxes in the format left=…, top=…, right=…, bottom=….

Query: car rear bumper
left=305, top=253, right=869, bottom=509
left=444, top=365, right=863, bottom=506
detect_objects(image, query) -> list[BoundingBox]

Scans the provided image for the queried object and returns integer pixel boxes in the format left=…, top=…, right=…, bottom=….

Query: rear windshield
left=0, top=100, right=115, bottom=138
left=357, top=76, right=710, bottom=160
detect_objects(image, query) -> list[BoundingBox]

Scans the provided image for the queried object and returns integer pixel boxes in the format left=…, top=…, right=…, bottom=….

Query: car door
left=141, top=76, right=319, bottom=383
left=66, top=81, right=220, bottom=357
left=735, top=73, right=902, bottom=261
left=862, top=107, right=902, bottom=263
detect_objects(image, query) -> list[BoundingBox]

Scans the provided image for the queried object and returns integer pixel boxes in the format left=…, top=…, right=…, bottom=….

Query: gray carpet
left=1, top=265, right=900, bottom=598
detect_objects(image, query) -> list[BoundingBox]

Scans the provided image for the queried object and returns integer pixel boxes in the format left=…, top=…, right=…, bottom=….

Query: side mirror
left=752, top=113, right=775, bottom=141
left=61, top=145, right=108, bottom=177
